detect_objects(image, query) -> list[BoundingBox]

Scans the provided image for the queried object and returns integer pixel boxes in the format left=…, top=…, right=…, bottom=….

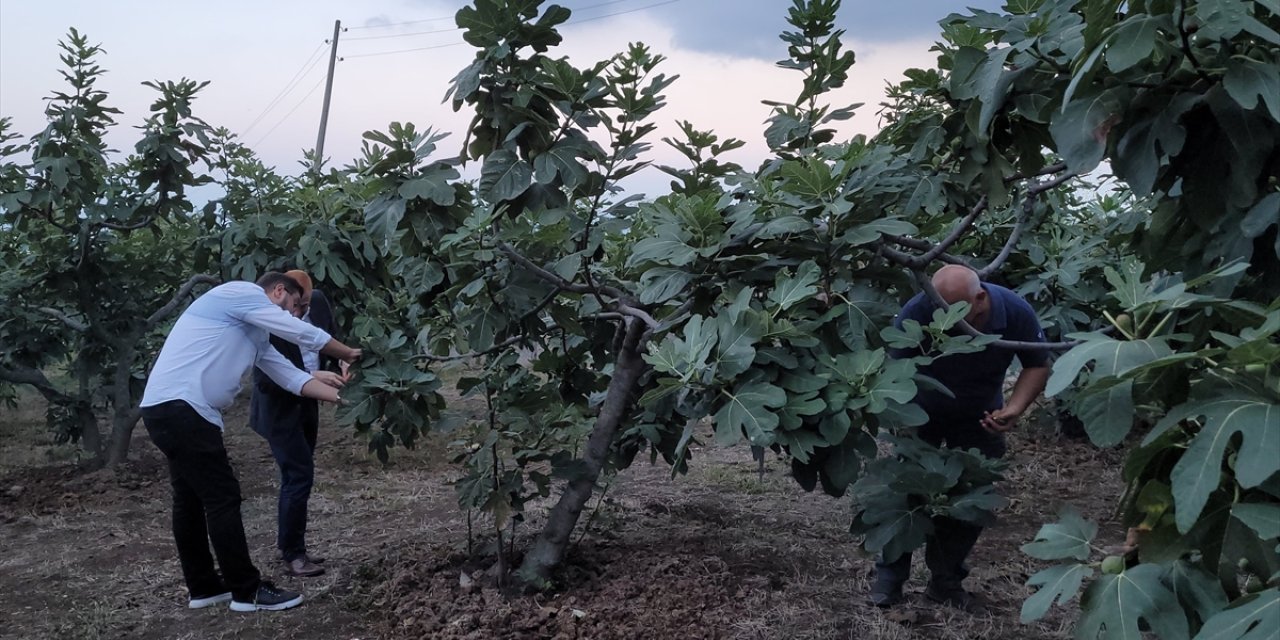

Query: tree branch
left=1004, top=162, right=1067, bottom=182
left=871, top=197, right=989, bottom=270
left=637, top=297, right=698, bottom=346
left=979, top=170, right=1077, bottom=277
left=911, top=270, right=1080, bottom=351
left=612, top=302, right=658, bottom=330
left=881, top=235, right=970, bottom=266
left=38, top=307, right=89, bottom=333
left=1027, top=170, right=1077, bottom=196
left=924, top=195, right=988, bottom=263
left=0, top=363, right=73, bottom=404
left=499, top=243, right=629, bottom=300
left=146, top=274, right=220, bottom=327
left=414, top=327, right=566, bottom=362
left=98, top=217, right=153, bottom=232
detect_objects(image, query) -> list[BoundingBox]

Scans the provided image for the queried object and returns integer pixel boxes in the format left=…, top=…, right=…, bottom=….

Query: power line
left=249, top=75, right=327, bottom=149
left=342, top=40, right=466, bottom=60
left=344, top=0, right=641, bottom=36
left=346, top=14, right=454, bottom=31
left=562, top=0, right=681, bottom=27
left=345, top=23, right=459, bottom=41
left=241, top=42, right=328, bottom=138
left=342, top=0, right=682, bottom=60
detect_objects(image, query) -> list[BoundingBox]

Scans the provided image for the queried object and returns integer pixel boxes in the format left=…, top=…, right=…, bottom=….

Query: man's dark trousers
left=874, top=413, right=1007, bottom=591
left=142, top=400, right=261, bottom=601
left=251, top=373, right=319, bottom=563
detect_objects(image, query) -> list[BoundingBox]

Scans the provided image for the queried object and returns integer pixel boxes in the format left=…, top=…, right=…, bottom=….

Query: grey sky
left=645, top=0, right=1006, bottom=59
left=0, top=0, right=1005, bottom=194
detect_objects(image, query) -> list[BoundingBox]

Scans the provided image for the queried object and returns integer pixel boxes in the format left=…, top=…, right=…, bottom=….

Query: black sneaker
left=188, top=591, right=232, bottom=609
left=924, top=583, right=980, bottom=613
left=869, top=581, right=905, bottom=608
left=229, top=581, right=304, bottom=612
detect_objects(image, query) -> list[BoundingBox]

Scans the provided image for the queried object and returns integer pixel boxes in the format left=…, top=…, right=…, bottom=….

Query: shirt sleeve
left=888, top=294, right=932, bottom=360
left=255, top=345, right=315, bottom=395
left=1011, top=298, right=1050, bottom=368
left=231, top=291, right=332, bottom=352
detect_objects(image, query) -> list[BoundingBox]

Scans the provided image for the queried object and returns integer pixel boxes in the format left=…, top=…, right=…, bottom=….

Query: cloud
left=639, top=0, right=1007, bottom=58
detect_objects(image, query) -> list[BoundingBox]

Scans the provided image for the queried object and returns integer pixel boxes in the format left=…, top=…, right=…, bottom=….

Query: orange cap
left=284, top=270, right=313, bottom=299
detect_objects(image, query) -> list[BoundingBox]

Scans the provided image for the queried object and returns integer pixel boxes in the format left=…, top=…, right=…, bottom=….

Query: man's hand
left=312, top=370, right=347, bottom=389
left=981, top=406, right=1022, bottom=433
left=321, top=339, right=362, bottom=365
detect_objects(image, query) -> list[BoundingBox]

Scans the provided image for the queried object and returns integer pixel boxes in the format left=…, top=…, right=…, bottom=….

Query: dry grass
left=0, top=389, right=1128, bottom=640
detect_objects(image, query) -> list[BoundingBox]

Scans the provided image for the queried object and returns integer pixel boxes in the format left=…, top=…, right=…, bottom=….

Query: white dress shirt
left=300, top=308, right=321, bottom=373
left=141, top=281, right=332, bottom=428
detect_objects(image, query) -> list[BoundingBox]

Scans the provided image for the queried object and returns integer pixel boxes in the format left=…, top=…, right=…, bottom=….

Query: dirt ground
left=0, top=392, right=1126, bottom=640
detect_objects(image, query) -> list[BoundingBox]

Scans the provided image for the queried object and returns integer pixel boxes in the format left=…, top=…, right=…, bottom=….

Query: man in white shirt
left=140, top=272, right=361, bottom=613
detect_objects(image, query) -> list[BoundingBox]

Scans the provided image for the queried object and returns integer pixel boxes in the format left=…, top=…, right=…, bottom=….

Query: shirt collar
left=983, top=283, right=1008, bottom=332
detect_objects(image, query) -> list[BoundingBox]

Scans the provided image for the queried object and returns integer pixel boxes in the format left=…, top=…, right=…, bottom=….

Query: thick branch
left=911, top=271, right=1080, bottom=351
left=38, top=307, right=89, bottom=333
left=0, top=364, right=73, bottom=403
left=881, top=235, right=970, bottom=266
left=146, top=274, right=220, bottom=327
left=877, top=243, right=932, bottom=270
left=499, top=243, right=629, bottom=300
left=612, top=302, right=658, bottom=330
left=924, top=196, right=988, bottom=263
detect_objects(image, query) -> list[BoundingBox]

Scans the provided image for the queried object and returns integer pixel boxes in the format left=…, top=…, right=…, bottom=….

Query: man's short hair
left=257, top=272, right=304, bottom=297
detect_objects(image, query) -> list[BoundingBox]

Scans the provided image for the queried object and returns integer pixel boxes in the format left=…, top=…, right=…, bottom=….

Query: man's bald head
left=933, top=265, right=981, bottom=304
left=931, top=264, right=990, bottom=328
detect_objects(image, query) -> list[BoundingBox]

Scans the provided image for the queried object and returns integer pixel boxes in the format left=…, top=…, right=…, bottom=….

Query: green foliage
left=850, top=435, right=1008, bottom=562
left=0, top=30, right=217, bottom=465
left=9, top=1, right=1270, bottom=631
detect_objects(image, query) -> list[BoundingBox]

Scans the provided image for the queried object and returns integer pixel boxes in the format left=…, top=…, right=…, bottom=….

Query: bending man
left=140, top=273, right=361, bottom=613
left=871, top=264, right=1050, bottom=611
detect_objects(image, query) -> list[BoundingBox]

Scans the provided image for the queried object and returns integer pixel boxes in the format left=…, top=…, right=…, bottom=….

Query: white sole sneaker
left=188, top=592, right=232, bottom=609
left=229, top=593, right=304, bottom=612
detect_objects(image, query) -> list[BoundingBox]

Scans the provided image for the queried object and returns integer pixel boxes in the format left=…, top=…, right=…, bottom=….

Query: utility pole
left=314, top=19, right=341, bottom=174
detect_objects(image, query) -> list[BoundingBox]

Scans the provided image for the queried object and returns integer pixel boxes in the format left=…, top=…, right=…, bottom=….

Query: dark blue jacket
left=249, top=290, right=337, bottom=436
left=889, top=282, right=1047, bottom=418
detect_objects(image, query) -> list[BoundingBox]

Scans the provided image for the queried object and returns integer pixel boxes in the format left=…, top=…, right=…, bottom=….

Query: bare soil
left=0, top=394, right=1126, bottom=640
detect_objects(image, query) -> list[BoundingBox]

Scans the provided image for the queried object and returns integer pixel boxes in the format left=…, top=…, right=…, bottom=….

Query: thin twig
left=98, top=217, right=153, bottom=232
left=413, top=328, right=565, bottom=362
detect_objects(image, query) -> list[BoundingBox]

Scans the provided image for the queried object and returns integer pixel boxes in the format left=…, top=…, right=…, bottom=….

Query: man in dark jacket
left=870, top=264, right=1050, bottom=611
left=250, top=270, right=341, bottom=578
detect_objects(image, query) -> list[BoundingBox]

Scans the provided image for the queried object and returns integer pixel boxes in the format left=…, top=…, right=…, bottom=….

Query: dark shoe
left=229, top=581, right=304, bottom=612
left=188, top=591, right=232, bottom=609
left=925, top=583, right=980, bottom=612
left=869, top=581, right=905, bottom=608
left=283, top=557, right=325, bottom=577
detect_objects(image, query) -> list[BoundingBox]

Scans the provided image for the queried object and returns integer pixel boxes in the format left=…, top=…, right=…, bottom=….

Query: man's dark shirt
left=250, top=290, right=337, bottom=434
left=889, top=282, right=1047, bottom=418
